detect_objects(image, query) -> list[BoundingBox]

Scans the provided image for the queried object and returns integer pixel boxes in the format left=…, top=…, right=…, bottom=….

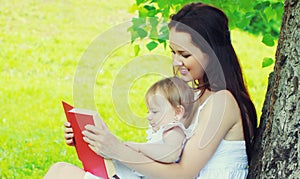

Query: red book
left=62, top=101, right=110, bottom=179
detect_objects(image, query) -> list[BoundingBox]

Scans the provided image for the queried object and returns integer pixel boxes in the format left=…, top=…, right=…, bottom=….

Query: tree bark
left=248, top=0, right=300, bottom=178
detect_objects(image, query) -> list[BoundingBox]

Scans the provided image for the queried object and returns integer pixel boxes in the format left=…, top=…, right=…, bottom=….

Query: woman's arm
left=125, top=127, right=186, bottom=163
left=83, top=90, right=241, bottom=178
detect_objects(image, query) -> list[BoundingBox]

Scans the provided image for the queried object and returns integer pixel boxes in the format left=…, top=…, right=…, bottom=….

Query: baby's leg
left=43, top=162, right=85, bottom=179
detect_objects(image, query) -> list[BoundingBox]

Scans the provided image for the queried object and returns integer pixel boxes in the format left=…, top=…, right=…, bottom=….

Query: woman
left=44, top=2, right=257, bottom=179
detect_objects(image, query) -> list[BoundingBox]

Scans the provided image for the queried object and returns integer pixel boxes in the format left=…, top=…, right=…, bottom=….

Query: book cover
left=62, top=101, right=111, bottom=179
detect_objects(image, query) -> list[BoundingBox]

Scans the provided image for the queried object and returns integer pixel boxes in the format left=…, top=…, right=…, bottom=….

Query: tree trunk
left=248, top=0, right=300, bottom=178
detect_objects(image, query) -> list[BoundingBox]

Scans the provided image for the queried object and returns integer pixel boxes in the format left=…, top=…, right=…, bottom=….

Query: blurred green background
left=0, top=0, right=277, bottom=178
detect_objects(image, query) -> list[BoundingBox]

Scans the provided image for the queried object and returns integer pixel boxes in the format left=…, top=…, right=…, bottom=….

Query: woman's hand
left=64, top=122, right=75, bottom=146
left=82, top=118, right=124, bottom=159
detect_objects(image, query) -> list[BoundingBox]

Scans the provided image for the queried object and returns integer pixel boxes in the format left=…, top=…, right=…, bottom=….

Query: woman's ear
left=174, top=105, right=185, bottom=121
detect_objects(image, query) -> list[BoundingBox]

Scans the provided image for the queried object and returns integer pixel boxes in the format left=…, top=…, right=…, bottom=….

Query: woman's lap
left=43, top=162, right=85, bottom=179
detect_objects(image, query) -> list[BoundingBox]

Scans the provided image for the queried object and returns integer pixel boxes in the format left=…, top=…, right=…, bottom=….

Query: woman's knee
left=52, top=162, right=73, bottom=169
left=44, top=162, right=83, bottom=179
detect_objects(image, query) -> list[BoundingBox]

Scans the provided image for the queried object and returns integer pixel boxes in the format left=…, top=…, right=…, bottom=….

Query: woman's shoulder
left=192, top=89, right=239, bottom=119
left=200, top=89, right=241, bottom=122
left=196, top=90, right=237, bottom=108
left=213, top=89, right=234, bottom=98
left=212, top=90, right=244, bottom=141
left=211, top=90, right=239, bottom=108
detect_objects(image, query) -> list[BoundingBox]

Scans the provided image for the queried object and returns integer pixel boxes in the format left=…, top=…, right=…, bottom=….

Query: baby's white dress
left=112, top=122, right=190, bottom=179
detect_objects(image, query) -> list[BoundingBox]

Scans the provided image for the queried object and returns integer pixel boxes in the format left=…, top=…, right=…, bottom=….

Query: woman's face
left=169, top=28, right=209, bottom=83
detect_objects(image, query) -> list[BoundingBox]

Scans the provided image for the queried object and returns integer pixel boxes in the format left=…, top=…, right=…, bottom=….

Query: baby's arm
left=125, top=127, right=186, bottom=163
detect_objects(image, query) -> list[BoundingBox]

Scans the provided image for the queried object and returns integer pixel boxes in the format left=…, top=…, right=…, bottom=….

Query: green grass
left=0, top=0, right=276, bottom=178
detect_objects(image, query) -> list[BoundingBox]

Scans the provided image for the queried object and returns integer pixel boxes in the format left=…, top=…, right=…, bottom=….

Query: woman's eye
left=182, top=54, right=191, bottom=58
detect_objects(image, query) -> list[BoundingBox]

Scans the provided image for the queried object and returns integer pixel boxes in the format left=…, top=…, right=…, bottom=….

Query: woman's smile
left=179, top=66, right=189, bottom=76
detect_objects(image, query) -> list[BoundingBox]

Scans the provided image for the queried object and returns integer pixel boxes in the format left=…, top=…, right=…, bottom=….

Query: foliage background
left=0, top=0, right=280, bottom=178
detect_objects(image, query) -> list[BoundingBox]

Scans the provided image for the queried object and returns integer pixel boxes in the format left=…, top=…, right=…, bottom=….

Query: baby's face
left=146, top=92, right=177, bottom=131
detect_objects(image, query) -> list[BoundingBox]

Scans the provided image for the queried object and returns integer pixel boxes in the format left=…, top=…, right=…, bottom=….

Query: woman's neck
left=195, top=88, right=213, bottom=104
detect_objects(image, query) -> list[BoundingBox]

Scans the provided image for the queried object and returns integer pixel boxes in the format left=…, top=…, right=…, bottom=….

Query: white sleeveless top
left=196, top=140, right=248, bottom=179
left=192, top=94, right=248, bottom=179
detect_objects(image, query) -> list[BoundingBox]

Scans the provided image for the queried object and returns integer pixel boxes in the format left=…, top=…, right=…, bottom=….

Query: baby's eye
left=152, top=110, right=158, bottom=114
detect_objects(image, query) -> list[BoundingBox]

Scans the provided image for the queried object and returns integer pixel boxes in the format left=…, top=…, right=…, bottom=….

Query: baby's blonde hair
left=145, top=76, right=194, bottom=128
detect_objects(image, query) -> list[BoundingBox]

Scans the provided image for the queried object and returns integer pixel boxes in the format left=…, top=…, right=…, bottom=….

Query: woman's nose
left=172, top=54, right=183, bottom=66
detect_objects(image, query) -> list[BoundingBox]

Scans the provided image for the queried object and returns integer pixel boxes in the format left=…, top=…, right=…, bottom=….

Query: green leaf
left=161, top=7, right=170, bottom=18
left=236, top=13, right=252, bottom=29
left=158, top=24, right=169, bottom=41
left=254, top=1, right=270, bottom=10
left=271, top=2, right=284, bottom=19
left=264, top=6, right=275, bottom=22
left=150, top=28, right=158, bottom=40
left=129, top=4, right=139, bottom=13
left=146, top=41, right=158, bottom=51
left=139, top=5, right=158, bottom=17
left=236, top=12, right=254, bottom=28
left=134, top=44, right=140, bottom=56
left=262, top=34, right=275, bottom=47
left=271, top=2, right=283, bottom=9
left=136, top=28, right=148, bottom=39
left=157, top=0, right=168, bottom=9
left=136, top=0, right=146, bottom=5
left=262, top=57, right=274, bottom=68
left=138, top=6, right=148, bottom=17
left=158, top=32, right=168, bottom=42
left=131, top=32, right=140, bottom=43
left=159, top=24, right=169, bottom=34
left=149, top=17, right=158, bottom=40
left=144, top=5, right=156, bottom=11
left=237, top=0, right=255, bottom=10
left=163, top=40, right=167, bottom=49
left=147, top=9, right=158, bottom=17
left=127, top=26, right=139, bottom=43
left=172, top=0, right=184, bottom=5
left=132, top=17, right=146, bottom=28
left=149, top=17, right=158, bottom=27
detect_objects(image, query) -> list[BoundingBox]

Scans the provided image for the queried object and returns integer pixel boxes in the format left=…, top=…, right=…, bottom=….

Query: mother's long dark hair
left=169, top=2, right=257, bottom=162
